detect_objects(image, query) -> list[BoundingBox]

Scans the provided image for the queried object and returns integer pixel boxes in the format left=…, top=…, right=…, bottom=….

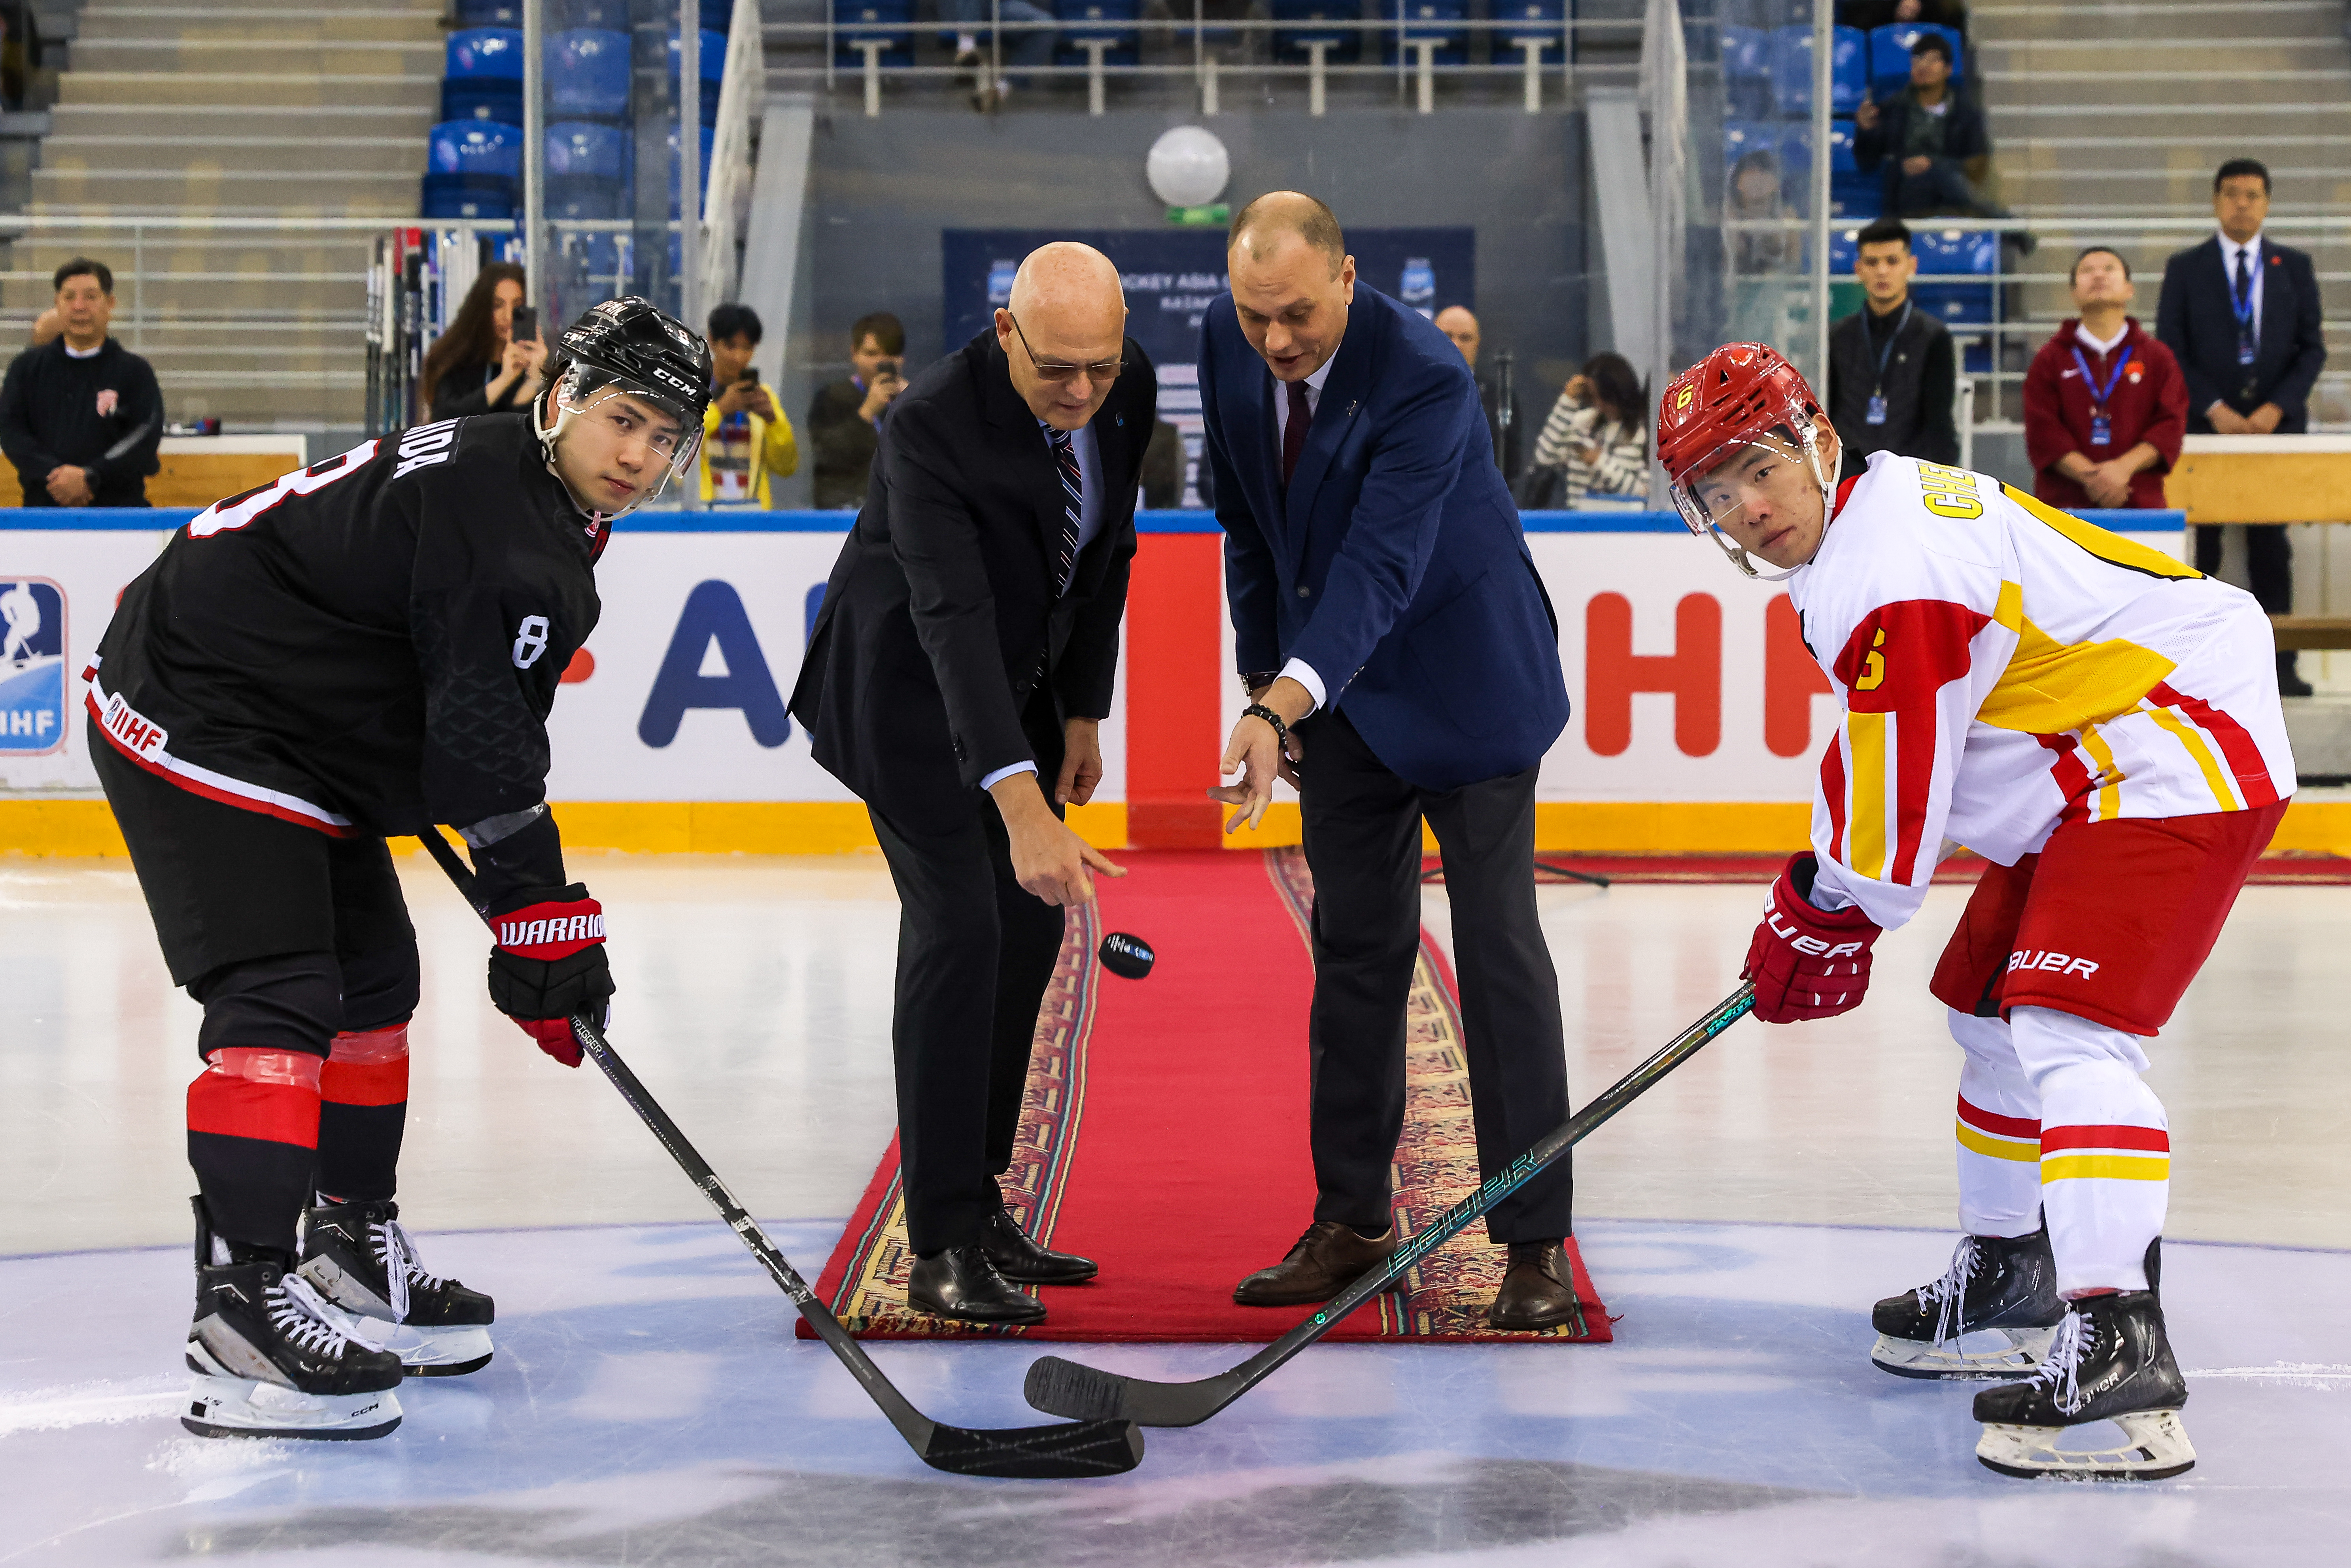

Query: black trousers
left=867, top=697, right=1067, bottom=1256
left=1296, top=708, right=1573, bottom=1244
left=2193, top=524, right=2293, bottom=616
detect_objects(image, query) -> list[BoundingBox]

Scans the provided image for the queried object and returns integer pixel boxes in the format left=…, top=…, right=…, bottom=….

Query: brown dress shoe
left=1488, top=1240, right=1582, bottom=1330
left=1233, top=1220, right=1397, bottom=1306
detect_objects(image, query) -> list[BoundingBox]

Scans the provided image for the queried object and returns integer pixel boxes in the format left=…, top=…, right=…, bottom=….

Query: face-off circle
left=1098, top=932, right=1155, bottom=980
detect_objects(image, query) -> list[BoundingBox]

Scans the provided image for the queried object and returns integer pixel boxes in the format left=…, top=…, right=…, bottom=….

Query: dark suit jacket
left=790, top=330, right=1154, bottom=833
left=2155, top=235, right=2326, bottom=433
left=1200, top=285, right=1569, bottom=792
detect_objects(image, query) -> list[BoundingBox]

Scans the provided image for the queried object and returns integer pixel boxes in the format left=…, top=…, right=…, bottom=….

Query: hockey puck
left=1098, top=931, right=1154, bottom=980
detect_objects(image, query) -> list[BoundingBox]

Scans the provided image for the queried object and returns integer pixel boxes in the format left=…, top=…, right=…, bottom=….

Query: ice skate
left=1871, top=1222, right=2063, bottom=1379
left=299, top=1198, right=495, bottom=1377
left=184, top=1199, right=404, bottom=1440
left=1972, top=1281, right=2193, bottom=1481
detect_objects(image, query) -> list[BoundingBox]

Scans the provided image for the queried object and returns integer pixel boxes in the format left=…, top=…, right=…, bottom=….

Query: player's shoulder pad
left=1805, top=453, right=2003, bottom=629
left=380, top=412, right=533, bottom=490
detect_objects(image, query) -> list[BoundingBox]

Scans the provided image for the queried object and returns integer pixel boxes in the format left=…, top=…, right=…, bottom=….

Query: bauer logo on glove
left=1743, top=852, right=1880, bottom=1025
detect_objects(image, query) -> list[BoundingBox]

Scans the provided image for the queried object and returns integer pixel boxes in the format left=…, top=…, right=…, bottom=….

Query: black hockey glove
left=485, top=884, right=613, bottom=1068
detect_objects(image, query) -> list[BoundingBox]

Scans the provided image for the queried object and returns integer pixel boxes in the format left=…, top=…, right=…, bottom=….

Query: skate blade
left=1871, top=1324, right=2057, bottom=1381
left=182, top=1372, right=403, bottom=1441
left=1976, top=1409, right=2195, bottom=1481
left=309, top=1298, right=493, bottom=1376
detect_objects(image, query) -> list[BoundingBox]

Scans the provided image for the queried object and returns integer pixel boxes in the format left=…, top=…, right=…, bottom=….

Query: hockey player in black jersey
left=88, top=297, right=712, bottom=1440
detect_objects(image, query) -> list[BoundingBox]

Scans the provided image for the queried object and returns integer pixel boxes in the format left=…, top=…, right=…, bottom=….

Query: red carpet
left=1456, top=850, right=2351, bottom=885
left=801, top=848, right=1608, bottom=1343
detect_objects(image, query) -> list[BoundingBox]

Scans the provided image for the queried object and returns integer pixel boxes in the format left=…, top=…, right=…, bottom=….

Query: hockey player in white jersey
left=1656, top=342, right=2294, bottom=1480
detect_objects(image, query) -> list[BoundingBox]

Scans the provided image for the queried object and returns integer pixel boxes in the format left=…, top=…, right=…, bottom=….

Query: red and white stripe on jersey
left=1817, top=598, right=1988, bottom=885
left=2040, top=1121, right=2170, bottom=1185
left=85, top=667, right=358, bottom=836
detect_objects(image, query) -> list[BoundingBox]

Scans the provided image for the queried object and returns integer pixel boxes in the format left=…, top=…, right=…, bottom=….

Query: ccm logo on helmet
left=1765, top=910, right=1867, bottom=958
left=2009, top=949, right=2100, bottom=979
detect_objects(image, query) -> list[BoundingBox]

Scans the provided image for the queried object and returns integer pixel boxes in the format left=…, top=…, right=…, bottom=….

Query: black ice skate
left=298, top=1198, right=495, bottom=1377
left=184, top=1197, right=404, bottom=1440
left=1870, top=1222, right=2063, bottom=1380
left=1972, top=1252, right=2193, bottom=1481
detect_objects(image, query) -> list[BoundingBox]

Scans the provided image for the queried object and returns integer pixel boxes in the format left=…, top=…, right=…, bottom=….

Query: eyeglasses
left=1007, top=312, right=1123, bottom=384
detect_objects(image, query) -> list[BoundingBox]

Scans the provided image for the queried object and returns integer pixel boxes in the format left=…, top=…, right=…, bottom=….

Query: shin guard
left=317, top=1024, right=410, bottom=1204
left=187, top=1048, right=324, bottom=1255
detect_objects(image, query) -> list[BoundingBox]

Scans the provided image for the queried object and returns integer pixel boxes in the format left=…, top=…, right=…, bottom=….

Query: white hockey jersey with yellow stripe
left=1790, top=451, right=2294, bottom=930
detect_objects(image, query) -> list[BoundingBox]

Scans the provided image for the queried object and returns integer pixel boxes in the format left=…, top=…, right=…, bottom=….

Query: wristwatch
left=1241, top=670, right=1281, bottom=693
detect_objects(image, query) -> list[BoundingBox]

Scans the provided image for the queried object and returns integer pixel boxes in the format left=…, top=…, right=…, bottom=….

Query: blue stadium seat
left=1271, top=0, right=1361, bottom=65
left=1056, top=0, right=1142, bottom=67
left=546, top=121, right=629, bottom=181
left=421, top=173, right=517, bottom=221
left=1721, top=22, right=1772, bottom=118
left=1724, top=119, right=1774, bottom=170
left=548, top=28, right=631, bottom=120
left=446, top=27, right=525, bottom=81
left=1767, top=24, right=1866, bottom=118
left=667, top=28, right=728, bottom=124
left=554, top=0, right=630, bottom=26
left=1869, top=22, right=1962, bottom=99
left=1913, top=227, right=1998, bottom=372
left=835, top=0, right=914, bottom=69
left=442, top=80, right=524, bottom=125
left=455, top=0, right=522, bottom=25
left=1495, top=0, right=1565, bottom=45
left=546, top=176, right=626, bottom=223
left=1382, top=0, right=1468, bottom=67
left=1776, top=119, right=1882, bottom=217
left=427, top=119, right=522, bottom=178
left=1913, top=227, right=1999, bottom=276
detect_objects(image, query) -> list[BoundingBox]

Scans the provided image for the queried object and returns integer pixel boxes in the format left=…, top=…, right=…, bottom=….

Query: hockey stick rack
left=1024, top=982, right=1757, bottom=1429
left=415, top=830, right=1143, bottom=1479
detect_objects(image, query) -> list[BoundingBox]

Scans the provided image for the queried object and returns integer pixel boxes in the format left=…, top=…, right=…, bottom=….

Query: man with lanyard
left=2024, top=246, right=2188, bottom=512
left=1827, top=217, right=1959, bottom=480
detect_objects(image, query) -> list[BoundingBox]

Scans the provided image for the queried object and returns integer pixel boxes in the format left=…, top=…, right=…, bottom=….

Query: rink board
left=10, top=505, right=2328, bottom=856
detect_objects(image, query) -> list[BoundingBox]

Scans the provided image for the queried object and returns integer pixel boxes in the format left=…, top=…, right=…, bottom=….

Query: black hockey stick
left=1024, top=982, right=1758, bottom=1428
left=415, top=829, right=1143, bottom=1479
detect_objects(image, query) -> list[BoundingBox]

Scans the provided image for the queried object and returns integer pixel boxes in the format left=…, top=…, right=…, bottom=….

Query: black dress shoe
left=1233, top=1220, right=1396, bottom=1307
left=907, top=1245, right=1046, bottom=1325
left=980, top=1204, right=1098, bottom=1285
left=2279, top=652, right=2315, bottom=698
left=1489, top=1240, right=1582, bottom=1330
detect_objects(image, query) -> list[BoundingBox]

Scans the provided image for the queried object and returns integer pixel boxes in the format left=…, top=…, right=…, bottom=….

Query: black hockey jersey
left=87, top=413, right=600, bottom=837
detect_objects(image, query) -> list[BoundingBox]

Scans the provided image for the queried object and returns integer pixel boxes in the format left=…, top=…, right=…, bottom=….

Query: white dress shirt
left=977, top=419, right=1111, bottom=793
left=2073, top=320, right=2129, bottom=357
left=1264, top=354, right=1339, bottom=714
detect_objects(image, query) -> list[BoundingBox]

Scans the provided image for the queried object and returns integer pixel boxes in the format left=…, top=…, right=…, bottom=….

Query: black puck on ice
left=1098, top=931, right=1155, bottom=980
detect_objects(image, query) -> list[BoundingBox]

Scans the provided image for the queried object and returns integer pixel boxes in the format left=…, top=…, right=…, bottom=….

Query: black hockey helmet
left=537, top=296, right=713, bottom=517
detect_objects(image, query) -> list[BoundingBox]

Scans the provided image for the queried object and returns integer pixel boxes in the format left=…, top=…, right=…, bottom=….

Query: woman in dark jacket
left=419, top=262, right=546, bottom=421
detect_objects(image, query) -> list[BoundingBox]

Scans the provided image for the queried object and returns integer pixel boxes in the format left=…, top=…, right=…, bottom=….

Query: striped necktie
left=1047, top=425, right=1083, bottom=595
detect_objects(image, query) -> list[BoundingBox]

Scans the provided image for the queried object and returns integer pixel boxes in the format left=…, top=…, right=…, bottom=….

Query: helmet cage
left=537, top=359, right=705, bottom=521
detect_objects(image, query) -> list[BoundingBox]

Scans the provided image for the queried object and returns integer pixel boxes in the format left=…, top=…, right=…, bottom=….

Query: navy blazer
left=1199, top=284, right=1569, bottom=792
left=2154, top=235, right=2327, bottom=433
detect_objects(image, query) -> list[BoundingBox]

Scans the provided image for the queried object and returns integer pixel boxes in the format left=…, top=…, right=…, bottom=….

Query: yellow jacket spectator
left=699, top=303, right=799, bottom=506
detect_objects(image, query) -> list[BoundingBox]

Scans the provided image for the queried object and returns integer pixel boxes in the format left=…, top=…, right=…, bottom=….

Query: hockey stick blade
left=415, top=831, right=1144, bottom=1479
left=1024, top=983, right=1758, bottom=1428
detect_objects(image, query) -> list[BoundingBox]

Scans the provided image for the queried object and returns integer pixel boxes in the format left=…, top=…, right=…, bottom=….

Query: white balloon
left=1145, top=125, right=1231, bottom=210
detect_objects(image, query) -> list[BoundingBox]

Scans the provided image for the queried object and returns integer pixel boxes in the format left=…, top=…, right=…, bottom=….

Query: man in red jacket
left=2024, top=247, right=2188, bottom=510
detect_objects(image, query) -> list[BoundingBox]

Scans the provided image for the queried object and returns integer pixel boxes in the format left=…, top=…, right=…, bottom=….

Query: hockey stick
left=1024, top=981, right=1758, bottom=1428
left=415, top=829, right=1143, bottom=1479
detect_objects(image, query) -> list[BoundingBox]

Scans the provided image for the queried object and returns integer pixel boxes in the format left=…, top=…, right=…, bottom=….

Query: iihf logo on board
left=0, top=578, right=66, bottom=755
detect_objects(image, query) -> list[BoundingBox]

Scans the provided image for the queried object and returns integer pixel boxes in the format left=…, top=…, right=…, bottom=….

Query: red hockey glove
left=1742, top=852, right=1880, bottom=1024
left=486, top=884, right=613, bottom=1068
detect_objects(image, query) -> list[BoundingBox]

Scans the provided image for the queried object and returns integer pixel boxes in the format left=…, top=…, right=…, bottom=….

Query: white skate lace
left=2021, top=1310, right=2091, bottom=1416
left=369, top=1217, right=448, bottom=1324
left=269, top=1273, right=362, bottom=1360
left=1918, top=1236, right=1982, bottom=1346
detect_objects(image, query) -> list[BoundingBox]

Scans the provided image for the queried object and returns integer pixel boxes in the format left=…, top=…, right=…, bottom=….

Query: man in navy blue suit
left=1198, top=193, right=1578, bottom=1329
left=2156, top=158, right=2328, bottom=696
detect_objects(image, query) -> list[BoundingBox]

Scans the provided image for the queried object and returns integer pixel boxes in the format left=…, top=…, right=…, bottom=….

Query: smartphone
left=875, top=358, right=903, bottom=385
left=510, top=304, right=538, bottom=343
left=737, top=365, right=760, bottom=388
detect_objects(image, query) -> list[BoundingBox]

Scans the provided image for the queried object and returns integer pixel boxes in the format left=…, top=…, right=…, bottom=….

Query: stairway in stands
left=21, top=0, right=445, bottom=429
left=1969, top=0, right=2351, bottom=421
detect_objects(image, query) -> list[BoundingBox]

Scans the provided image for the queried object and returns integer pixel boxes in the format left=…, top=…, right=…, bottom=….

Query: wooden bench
left=2272, top=616, right=2351, bottom=652
left=0, top=438, right=306, bottom=508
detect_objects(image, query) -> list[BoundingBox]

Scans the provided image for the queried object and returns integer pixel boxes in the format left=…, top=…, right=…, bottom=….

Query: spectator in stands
left=1723, top=149, right=1803, bottom=348
left=1854, top=34, right=2000, bottom=219
left=2157, top=157, right=2327, bottom=696
left=948, top=0, right=1055, bottom=109
left=699, top=302, right=799, bottom=507
left=1827, top=218, right=1958, bottom=478
left=808, top=310, right=907, bottom=511
left=2024, top=247, right=2187, bottom=513
left=0, top=257, right=163, bottom=507
left=1434, top=305, right=1523, bottom=480
left=420, top=263, right=545, bottom=422
left=1515, top=352, right=1648, bottom=509
left=1844, top=1, right=1967, bottom=35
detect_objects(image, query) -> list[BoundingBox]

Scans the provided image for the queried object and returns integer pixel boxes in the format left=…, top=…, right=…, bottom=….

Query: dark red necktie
left=1281, top=379, right=1311, bottom=488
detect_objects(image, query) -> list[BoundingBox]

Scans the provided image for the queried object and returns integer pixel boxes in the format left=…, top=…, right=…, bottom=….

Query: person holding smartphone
left=809, top=310, right=908, bottom=510
left=421, top=264, right=547, bottom=421
left=698, top=302, right=799, bottom=507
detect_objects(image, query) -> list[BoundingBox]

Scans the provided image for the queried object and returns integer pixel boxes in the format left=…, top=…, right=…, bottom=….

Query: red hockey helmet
left=1657, top=342, right=1832, bottom=580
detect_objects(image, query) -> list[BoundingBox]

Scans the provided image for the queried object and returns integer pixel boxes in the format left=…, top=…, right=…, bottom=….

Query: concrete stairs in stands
left=16, top=0, right=446, bottom=427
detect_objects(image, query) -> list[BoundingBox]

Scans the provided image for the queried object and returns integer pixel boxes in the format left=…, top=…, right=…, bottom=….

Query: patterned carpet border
left=1443, top=850, right=2351, bottom=885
